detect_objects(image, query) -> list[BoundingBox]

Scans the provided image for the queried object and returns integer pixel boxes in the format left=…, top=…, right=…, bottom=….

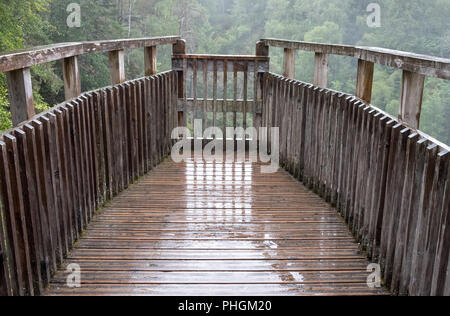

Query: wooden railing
left=0, top=71, right=178, bottom=296
left=263, top=73, right=450, bottom=296
left=0, top=36, right=180, bottom=126
left=172, top=54, right=269, bottom=134
left=172, top=41, right=270, bottom=140
left=261, top=38, right=450, bottom=130
left=1, top=36, right=450, bottom=296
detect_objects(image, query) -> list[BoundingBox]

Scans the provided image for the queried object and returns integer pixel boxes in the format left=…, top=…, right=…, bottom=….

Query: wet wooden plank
left=45, top=158, right=387, bottom=296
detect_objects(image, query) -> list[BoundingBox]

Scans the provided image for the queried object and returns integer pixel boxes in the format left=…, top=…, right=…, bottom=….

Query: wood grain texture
left=0, top=36, right=180, bottom=73
left=44, top=157, right=387, bottom=296
left=265, top=73, right=449, bottom=296
left=0, top=71, right=177, bottom=295
left=262, top=38, right=450, bottom=80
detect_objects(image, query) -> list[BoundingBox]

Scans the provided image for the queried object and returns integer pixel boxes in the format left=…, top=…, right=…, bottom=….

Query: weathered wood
left=13, top=128, right=43, bottom=294
left=430, top=151, right=450, bottom=295
left=314, top=53, right=328, bottom=88
left=44, top=158, right=386, bottom=296
left=109, top=50, right=126, bottom=85
left=264, top=73, right=450, bottom=296
left=6, top=68, right=35, bottom=126
left=2, top=134, right=34, bottom=295
left=0, top=72, right=180, bottom=295
left=144, top=46, right=157, bottom=76
left=356, top=59, right=374, bottom=104
left=30, top=119, right=57, bottom=274
left=62, top=56, right=81, bottom=100
left=0, top=191, right=12, bottom=295
left=0, top=141, right=17, bottom=295
left=399, top=70, right=425, bottom=129
left=283, top=48, right=296, bottom=79
left=0, top=36, right=180, bottom=73
left=172, top=57, right=269, bottom=73
left=262, top=38, right=450, bottom=80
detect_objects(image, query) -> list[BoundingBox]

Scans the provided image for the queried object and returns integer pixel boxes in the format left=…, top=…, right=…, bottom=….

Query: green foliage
left=0, top=0, right=449, bottom=144
left=0, top=82, right=12, bottom=132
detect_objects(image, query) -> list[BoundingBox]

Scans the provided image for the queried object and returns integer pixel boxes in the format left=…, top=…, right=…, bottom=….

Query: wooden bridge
left=0, top=36, right=449, bottom=296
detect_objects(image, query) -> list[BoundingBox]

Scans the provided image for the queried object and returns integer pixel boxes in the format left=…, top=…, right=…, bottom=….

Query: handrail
left=261, top=38, right=450, bottom=80
left=0, top=36, right=182, bottom=128
left=263, top=73, right=450, bottom=296
left=0, top=36, right=181, bottom=73
left=261, top=38, right=450, bottom=130
left=0, top=71, right=178, bottom=295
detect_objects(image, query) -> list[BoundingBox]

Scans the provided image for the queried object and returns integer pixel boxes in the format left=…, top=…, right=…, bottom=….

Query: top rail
left=0, top=36, right=182, bottom=127
left=0, top=36, right=181, bottom=73
left=262, top=38, right=450, bottom=80
left=261, top=38, right=450, bottom=130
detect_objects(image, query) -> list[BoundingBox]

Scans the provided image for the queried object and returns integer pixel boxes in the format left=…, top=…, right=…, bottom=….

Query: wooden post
left=356, top=59, right=374, bottom=104
left=314, top=52, right=328, bottom=88
left=109, top=50, right=125, bottom=85
left=62, top=56, right=81, bottom=100
left=399, top=70, right=425, bottom=129
left=255, top=41, right=269, bottom=131
left=173, top=39, right=186, bottom=127
left=6, top=68, right=35, bottom=126
left=144, top=46, right=157, bottom=76
left=283, top=48, right=295, bottom=79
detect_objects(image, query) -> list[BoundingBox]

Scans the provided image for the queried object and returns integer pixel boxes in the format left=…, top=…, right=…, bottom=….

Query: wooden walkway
left=45, top=157, right=387, bottom=296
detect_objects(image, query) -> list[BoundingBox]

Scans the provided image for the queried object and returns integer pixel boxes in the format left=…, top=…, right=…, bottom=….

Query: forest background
left=0, top=0, right=449, bottom=144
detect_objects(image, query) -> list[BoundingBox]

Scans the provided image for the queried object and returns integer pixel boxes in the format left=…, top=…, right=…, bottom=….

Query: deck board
left=45, top=158, right=388, bottom=296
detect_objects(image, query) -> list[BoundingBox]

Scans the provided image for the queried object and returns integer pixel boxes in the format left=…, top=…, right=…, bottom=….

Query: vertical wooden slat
left=117, top=85, right=127, bottom=190
left=419, top=150, right=450, bottom=295
left=13, top=128, right=43, bottom=294
left=243, top=62, right=248, bottom=130
left=391, top=132, right=421, bottom=293
left=0, top=140, right=21, bottom=295
left=86, top=95, right=99, bottom=210
left=233, top=61, right=238, bottom=136
left=150, top=77, right=157, bottom=166
left=20, top=122, right=53, bottom=286
left=52, top=110, right=71, bottom=256
left=223, top=60, right=228, bottom=142
left=92, top=92, right=105, bottom=204
left=203, top=60, right=208, bottom=130
left=139, top=80, right=148, bottom=174
left=2, top=134, right=34, bottom=295
left=101, top=90, right=113, bottom=201
left=193, top=59, right=198, bottom=135
left=213, top=60, right=218, bottom=128
left=79, top=98, right=94, bottom=223
left=40, top=115, right=64, bottom=266
left=30, top=119, right=57, bottom=274
left=72, top=101, right=88, bottom=229
left=0, top=185, right=12, bottom=295
left=431, top=151, right=450, bottom=295
left=409, top=143, right=439, bottom=295
left=59, top=106, right=79, bottom=241
left=66, top=103, right=83, bottom=235
left=128, top=82, right=138, bottom=181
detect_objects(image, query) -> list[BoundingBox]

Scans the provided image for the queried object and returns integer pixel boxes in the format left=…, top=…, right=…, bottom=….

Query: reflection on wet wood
left=45, top=158, right=387, bottom=296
